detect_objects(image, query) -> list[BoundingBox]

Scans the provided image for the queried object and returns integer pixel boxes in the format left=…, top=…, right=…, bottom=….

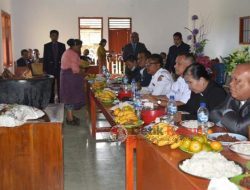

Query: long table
left=136, top=134, right=248, bottom=190
left=87, top=84, right=248, bottom=190
left=88, top=86, right=137, bottom=190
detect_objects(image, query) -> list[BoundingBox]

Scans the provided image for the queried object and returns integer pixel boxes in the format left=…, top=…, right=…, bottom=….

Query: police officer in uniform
left=144, top=54, right=173, bottom=96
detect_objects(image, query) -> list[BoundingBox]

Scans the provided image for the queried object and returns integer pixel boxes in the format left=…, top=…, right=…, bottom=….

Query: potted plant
left=221, top=47, right=250, bottom=76
left=221, top=47, right=250, bottom=85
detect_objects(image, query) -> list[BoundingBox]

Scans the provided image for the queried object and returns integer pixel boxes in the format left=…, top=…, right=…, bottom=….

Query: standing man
left=165, top=32, right=190, bottom=73
left=43, top=30, right=66, bottom=103
left=122, top=32, right=147, bottom=62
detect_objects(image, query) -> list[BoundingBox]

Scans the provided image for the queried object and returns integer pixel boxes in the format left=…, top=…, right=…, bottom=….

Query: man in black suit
left=210, top=63, right=250, bottom=137
left=125, top=55, right=141, bottom=84
left=137, top=50, right=152, bottom=87
left=165, top=32, right=190, bottom=73
left=122, top=32, right=147, bottom=62
left=43, top=30, right=66, bottom=103
left=16, top=49, right=32, bottom=67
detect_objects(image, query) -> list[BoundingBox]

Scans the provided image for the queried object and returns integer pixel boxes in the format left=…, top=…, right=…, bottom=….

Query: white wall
left=10, top=0, right=189, bottom=61
left=188, top=0, right=250, bottom=58
left=4, top=0, right=249, bottom=72
left=0, top=0, right=12, bottom=72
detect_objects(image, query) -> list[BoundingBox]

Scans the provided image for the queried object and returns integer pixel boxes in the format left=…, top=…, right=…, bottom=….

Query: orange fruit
left=189, top=140, right=202, bottom=153
left=210, top=141, right=222, bottom=151
left=193, top=135, right=206, bottom=144
left=180, top=137, right=191, bottom=150
left=202, top=143, right=212, bottom=152
left=207, top=129, right=213, bottom=135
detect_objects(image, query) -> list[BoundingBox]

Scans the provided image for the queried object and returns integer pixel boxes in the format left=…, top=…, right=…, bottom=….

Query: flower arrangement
left=185, top=15, right=208, bottom=56
left=196, top=55, right=211, bottom=69
left=221, top=46, right=250, bottom=75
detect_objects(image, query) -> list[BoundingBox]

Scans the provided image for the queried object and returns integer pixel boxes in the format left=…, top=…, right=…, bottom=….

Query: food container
left=141, top=108, right=166, bottom=125
left=117, top=90, right=132, bottom=101
left=229, top=141, right=250, bottom=159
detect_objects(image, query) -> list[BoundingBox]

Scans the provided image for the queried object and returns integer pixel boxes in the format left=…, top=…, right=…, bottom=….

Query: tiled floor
left=63, top=108, right=126, bottom=190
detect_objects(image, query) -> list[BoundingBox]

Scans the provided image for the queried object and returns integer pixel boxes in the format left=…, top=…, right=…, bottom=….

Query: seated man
left=160, top=52, right=167, bottom=68
left=137, top=50, right=152, bottom=87
left=149, top=53, right=194, bottom=106
left=144, top=54, right=173, bottom=96
left=16, top=49, right=32, bottom=67
left=210, top=63, right=250, bottom=137
left=33, top=49, right=43, bottom=63
left=125, top=55, right=141, bottom=84
left=81, top=49, right=93, bottom=64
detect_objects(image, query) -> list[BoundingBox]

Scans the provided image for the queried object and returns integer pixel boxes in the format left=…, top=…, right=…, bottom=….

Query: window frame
left=1, top=10, right=13, bottom=67
left=239, top=16, right=250, bottom=44
left=78, top=17, right=103, bottom=39
left=108, top=17, right=132, bottom=31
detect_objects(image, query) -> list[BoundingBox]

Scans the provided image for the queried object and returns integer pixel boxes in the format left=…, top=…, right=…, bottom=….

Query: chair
left=212, top=62, right=226, bottom=86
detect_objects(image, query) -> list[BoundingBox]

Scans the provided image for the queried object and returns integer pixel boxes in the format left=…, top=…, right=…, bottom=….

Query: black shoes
left=66, top=116, right=80, bottom=126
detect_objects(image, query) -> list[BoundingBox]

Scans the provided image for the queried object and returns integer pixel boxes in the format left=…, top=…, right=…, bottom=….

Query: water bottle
left=134, top=91, right=142, bottom=118
left=197, top=102, right=209, bottom=134
left=131, top=79, right=137, bottom=100
left=167, top=96, right=177, bottom=125
left=102, top=65, right=107, bottom=76
left=123, top=75, right=128, bottom=85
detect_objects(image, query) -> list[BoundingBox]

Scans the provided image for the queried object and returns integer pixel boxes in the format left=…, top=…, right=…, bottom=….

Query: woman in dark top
left=179, top=63, right=227, bottom=120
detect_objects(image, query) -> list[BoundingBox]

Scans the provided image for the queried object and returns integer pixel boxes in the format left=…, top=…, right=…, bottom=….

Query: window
left=109, top=18, right=131, bottom=29
left=1, top=11, right=13, bottom=67
left=78, top=17, right=103, bottom=63
left=239, top=16, right=250, bottom=44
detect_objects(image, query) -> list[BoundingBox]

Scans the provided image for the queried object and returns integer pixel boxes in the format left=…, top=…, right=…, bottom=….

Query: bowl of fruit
left=179, top=135, right=223, bottom=154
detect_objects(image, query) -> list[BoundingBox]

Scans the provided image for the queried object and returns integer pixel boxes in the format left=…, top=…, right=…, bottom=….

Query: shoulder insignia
left=158, top=75, right=164, bottom=81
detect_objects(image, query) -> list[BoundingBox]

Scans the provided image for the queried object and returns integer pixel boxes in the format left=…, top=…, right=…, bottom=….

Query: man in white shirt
left=147, top=53, right=194, bottom=106
left=143, top=54, right=173, bottom=96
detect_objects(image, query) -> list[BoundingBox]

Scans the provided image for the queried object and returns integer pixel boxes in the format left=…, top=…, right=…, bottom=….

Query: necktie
left=52, top=43, right=58, bottom=63
left=132, top=43, right=136, bottom=53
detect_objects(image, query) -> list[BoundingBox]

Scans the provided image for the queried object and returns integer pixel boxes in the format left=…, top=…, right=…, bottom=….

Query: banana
left=170, top=140, right=181, bottom=149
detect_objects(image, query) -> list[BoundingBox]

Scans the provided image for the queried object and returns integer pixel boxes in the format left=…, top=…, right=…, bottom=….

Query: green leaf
left=246, top=161, right=250, bottom=171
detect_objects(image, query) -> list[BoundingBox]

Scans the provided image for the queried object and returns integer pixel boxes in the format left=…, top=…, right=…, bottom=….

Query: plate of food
left=123, top=120, right=144, bottom=129
left=208, top=133, right=248, bottom=146
left=230, top=174, right=250, bottom=190
left=178, top=135, right=223, bottom=154
left=178, top=151, right=244, bottom=180
left=229, top=141, right=250, bottom=159
left=181, top=120, right=214, bottom=129
left=179, top=144, right=223, bottom=154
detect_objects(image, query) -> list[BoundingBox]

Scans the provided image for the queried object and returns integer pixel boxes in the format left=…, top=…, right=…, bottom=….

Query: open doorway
left=1, top=10, right=13, bottom=68
left=78, top=17, right=103, bottom=64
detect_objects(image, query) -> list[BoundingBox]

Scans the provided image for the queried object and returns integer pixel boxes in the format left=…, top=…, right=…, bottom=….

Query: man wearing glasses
left=143, top=54, right=173, bottom=96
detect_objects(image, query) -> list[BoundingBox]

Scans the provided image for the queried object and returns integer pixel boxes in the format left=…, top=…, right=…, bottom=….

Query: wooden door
left=1, top=11, right=13, bottom=67
left=109, top=29, right=131, bottom=54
